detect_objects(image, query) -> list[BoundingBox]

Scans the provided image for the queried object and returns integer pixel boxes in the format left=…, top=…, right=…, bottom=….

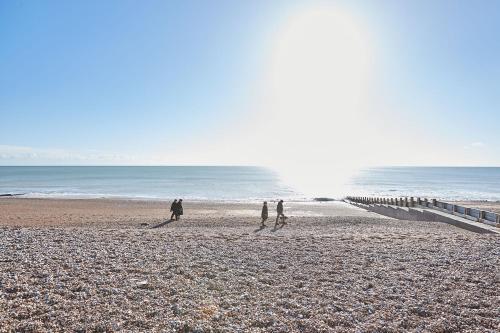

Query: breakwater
left=346, top=196, right=500, bottom=231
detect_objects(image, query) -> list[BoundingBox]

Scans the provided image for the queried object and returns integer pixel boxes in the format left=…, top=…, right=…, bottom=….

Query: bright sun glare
left=179, top=6, right=375, bottom=197
left=258, top=7, right=373, bottom=197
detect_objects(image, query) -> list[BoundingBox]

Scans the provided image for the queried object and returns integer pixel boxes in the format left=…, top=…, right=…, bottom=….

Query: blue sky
left=1, top=0, right=499, bottom=166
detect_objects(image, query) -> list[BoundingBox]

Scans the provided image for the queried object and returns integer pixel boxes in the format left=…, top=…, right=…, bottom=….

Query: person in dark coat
left=175, top=199, right=183, bottom=221
left=275, top=200, right=284, bottom=226
left=261, top=201, right=268, bottom=226
left=170, top=199, right=178, bottom=220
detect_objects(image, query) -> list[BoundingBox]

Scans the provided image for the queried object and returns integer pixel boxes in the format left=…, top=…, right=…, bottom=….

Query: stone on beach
left=0, top=199, right=499, bottom=332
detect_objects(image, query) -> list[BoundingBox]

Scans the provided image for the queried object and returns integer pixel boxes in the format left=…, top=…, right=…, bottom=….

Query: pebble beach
left=1, top=198, right=499, bottom=332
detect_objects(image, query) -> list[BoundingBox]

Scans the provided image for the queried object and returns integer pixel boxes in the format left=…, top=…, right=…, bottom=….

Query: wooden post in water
left=410, top=197, right=415, bottom=207
left=480, top=210, right=486, bottom=221
left=424, top=198, right=428, bottom=207
left=432, top=199, right=437, bottom=207
left=404, top=197, right=408, bottom=207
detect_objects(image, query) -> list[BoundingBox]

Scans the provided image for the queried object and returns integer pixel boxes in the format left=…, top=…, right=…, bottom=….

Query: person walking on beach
left=275, top=200, right=285, bottom=226
left=174, top=199, right=183, bottom=221
left=170, top=199, right=178, bottom=221
left=261, top=201, right=268, bottom=226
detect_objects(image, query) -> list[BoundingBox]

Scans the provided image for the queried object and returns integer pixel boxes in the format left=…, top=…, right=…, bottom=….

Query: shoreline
left=0, top=194, right=316, bottom=203
left=0, top=198, right=380, bottom=228
left=2, top=195, right=500, bottom=212
left=2, top=193, right=500, bottom=202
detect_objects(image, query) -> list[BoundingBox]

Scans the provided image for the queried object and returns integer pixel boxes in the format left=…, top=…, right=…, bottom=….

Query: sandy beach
left=1, top=198, right=499, bottom=332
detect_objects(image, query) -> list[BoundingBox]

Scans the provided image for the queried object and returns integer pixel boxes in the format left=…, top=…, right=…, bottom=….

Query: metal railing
left=346, top=196, right=500, bottom=226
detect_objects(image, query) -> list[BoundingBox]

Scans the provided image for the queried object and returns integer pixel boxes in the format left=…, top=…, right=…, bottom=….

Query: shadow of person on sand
left=151, top=219, right=175, bottom=229
left=272, top=221, right=287, bottom=232
left=253, top=225, right=266, bottom=233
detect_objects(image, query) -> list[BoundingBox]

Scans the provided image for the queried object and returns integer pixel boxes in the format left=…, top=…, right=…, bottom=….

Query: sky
left=1, top=0, right=500, bottom=172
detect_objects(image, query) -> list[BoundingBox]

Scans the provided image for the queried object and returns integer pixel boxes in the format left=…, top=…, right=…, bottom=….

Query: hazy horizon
left=1, top=164, right=500, bottom=167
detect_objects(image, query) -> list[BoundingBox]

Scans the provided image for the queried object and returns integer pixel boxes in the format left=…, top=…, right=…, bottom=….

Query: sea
left=0, top=166, right=499, bottom=201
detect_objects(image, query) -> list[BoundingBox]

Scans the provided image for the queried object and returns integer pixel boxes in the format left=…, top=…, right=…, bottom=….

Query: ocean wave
left=15, top=191, right=313, bottom=202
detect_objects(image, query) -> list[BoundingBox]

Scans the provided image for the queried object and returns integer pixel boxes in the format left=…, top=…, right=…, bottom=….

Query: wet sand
left=0, top=198, right=383, bottom=228
left=0, top=198, right=499, bottom=332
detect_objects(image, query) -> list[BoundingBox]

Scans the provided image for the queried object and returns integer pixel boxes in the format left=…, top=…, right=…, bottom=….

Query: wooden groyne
left=346, top=196, right=500, bottom=231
